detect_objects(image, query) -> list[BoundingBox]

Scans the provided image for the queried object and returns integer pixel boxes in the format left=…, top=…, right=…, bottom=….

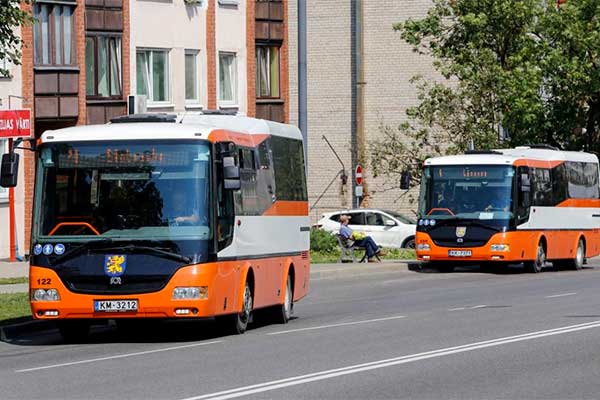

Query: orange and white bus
left=1, top=113, right=310, bottom=340
left=415, top=146, right=600, bottom=273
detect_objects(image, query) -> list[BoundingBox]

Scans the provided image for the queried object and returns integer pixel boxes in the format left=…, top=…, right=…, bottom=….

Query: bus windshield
left=34, top=140, right=211, bottom=242
left=419, top=165, right=515, bottom=221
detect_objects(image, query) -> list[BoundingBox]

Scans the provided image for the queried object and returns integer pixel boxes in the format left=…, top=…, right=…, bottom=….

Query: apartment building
left=0, top=0, right=291, bottom=258
left=288, top=0, right=440, bottom=220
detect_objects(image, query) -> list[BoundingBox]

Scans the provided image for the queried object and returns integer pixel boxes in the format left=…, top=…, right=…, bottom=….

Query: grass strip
left=0, top=277, right=28, bottom=285
left=0, top=293, right=32, bottom=326
left=311, top=248, right=416, bottom=264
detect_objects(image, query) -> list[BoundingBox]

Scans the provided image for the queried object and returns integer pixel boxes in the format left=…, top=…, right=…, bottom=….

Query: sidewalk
left=0, top=260, right=414, bottom=294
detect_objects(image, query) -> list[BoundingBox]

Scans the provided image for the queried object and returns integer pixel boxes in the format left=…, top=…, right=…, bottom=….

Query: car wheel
left=403, top=237, right=416, bottom=249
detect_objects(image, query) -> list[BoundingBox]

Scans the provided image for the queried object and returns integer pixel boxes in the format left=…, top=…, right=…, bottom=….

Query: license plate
left=94, top=299, right=138, bottom=313
left=448, top=250, right=472, bottom=257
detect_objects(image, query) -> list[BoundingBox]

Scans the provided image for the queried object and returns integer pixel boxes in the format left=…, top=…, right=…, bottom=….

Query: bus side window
left=552, top=163, right=568, bottom=205
left=217, top=144, right=236, bottom=251
left=516, top=166, right=530, bottom=222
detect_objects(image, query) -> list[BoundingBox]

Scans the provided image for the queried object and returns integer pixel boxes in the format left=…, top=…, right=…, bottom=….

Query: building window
left=185, top=50, right=199, bottom=103
left=256, top=45, right=280, bottom=98
left=33, top=3, right=75, bottom=66
left=219, top=52, right=237, bottom=105
left=86, top=36, right=122, bottom=98
left=136, top=49, right=169, bottom=103
left=0, top=57, right=10, bottom=78
left=0, top=140, right=8, bottom=200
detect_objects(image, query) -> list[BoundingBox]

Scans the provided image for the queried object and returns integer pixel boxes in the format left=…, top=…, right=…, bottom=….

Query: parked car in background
left=316, top=209, right=416, bottom=249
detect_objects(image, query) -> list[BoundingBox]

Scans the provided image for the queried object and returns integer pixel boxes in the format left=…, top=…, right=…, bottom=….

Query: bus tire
left=217, top=280, right=253, bottom=335
left=273, top=274, right=293, bottom=324
left=568, top=239, right=585, bottom=271
left=525, top=241, right=546, bottom=273
left=57, top=319, right=90, bottom=343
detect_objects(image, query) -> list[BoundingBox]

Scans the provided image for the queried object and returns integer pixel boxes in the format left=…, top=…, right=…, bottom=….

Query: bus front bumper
left=29, top=264, right=226, bottom=320
left=415, top=231, right=539, bottom=263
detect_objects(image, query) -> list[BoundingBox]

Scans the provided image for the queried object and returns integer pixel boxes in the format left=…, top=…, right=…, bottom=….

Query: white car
left=316, top=209, right=416, bottom=249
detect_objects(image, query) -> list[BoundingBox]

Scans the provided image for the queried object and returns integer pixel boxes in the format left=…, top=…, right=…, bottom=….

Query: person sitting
left=484, top=190, right=511, bottom=212
left=338, top=214, right=382, bottom=262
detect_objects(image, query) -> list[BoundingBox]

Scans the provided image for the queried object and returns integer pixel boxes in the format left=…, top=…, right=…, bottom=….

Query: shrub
left=310, top=228, right=338, bottom=253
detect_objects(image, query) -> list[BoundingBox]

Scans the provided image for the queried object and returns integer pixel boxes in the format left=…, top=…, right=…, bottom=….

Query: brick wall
left=122, top=0, right=130, bottom=98
left=76, top=0, right=86, bottom=125
left=207, top=0, right=217, bottom=109
left=246, top=0, right=256, bottom=117
left=288, top=0, right=441, bottom=220
left=281, top=0, right=289, bottom=122
left=20, top=1, right=34, bottom=251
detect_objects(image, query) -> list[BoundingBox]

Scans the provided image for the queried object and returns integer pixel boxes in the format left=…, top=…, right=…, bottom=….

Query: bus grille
left=63, top=277, right=168, bottom=295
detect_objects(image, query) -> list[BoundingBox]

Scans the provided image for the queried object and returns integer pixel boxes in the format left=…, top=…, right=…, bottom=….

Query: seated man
left=484, top=189, right=511, bottom=212
left=167, top=191, right=200, bottom=225
left=339, top=214, right=382, bottom=262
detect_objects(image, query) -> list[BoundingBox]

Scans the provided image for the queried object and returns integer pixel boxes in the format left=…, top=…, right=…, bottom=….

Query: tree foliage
left=0, top=0, right=33, bottom=77
left=370, top=0, right=600, bottom=193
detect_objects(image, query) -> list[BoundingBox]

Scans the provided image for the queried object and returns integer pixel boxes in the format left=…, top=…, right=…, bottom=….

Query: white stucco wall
left=130, top=0, right=208, bottom=113
left=215, top=0, right=247, bottom=114
left=0, top=28, right=26, bottom=260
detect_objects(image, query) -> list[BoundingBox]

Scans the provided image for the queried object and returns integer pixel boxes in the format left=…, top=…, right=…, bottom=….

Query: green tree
left=0, top=1, right=34, bottom=77
left=370, top=0, right=600, bottom=192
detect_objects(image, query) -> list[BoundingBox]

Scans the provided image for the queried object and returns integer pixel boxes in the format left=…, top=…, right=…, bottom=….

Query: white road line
left=267, top=315, right=406, bottom=336
left=181, top=320, right=600, bottom=400
left=470, top=305, right=487, bottom=309
left=16, top=340, right=223, bottom=373
left=545, top=292, right=577, bottom=299
left=448, top=307, right=465, bottom=311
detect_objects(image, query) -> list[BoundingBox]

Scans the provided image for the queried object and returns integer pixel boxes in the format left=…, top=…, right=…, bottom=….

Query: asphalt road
left=3, top=260, right=600, bottom=399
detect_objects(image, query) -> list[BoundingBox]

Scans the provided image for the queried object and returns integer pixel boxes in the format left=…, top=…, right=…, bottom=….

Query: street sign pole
left=355, top=165, right=363, bottom=205
left=8, top=138, right=15, bottom=262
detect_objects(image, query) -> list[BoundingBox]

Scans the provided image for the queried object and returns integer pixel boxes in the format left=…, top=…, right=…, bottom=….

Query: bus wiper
left=51, top=238, right=116, bottom=265
left=100, top=244, right=192, bottom=264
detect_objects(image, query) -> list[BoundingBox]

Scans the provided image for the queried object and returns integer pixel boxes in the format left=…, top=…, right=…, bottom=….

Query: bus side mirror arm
left=223, top=156, right=240, bottom=190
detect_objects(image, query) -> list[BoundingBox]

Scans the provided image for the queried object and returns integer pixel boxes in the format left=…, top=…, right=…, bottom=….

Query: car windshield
left=34, top=140, right=211, bottom=242
left=418, top=165, right=515, bottom=221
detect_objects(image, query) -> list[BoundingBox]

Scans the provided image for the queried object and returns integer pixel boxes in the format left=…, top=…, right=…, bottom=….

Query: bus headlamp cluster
left=172, top=287, right=208, bottom=300
left=490, top=244, right=510, bottom=252
left=31, top=289, right=60, bottom=301
left=417, top=243, right=430, bottom=251
left=418, top=219, right=436, bottom=227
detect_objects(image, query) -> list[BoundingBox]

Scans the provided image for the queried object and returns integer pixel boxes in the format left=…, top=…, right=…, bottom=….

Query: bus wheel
left=273, top=274, right=293, bottom=324
left=525, top=242, right=546, bottom=273
left=568, top=239, right=585, bottom=270
left=218, top=281, right=253, bottom=335
left=57, top=319, right=90, bottom=343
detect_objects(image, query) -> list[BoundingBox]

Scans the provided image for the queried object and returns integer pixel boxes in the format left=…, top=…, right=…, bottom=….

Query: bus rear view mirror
left=0, top=153, right=19, bottom=188
left=223, top=156, right=240, bottom=190
left=400, top=170, right=411, bottom=190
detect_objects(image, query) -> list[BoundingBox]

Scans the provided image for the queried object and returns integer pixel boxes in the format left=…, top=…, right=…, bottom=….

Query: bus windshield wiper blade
left=51, top=238, right=116, bottom=265
left=101, top=244, right=192, bottom=264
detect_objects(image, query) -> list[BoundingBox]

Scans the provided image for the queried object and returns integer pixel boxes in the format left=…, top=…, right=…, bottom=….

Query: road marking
left=545, top=292, right=577, bottom=298
left=16, top=340, right=223, bottom=373
left=470, top=305, right=487, bottom=309
left=267, top=315, right=406, bottom=336
left=181, top=320, right=600, bottom=400
left=448, top=307, right=465, bottom=311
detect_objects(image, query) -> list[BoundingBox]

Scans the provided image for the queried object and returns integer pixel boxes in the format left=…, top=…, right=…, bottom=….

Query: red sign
left=355, top=165, right=363, bottom=185
left=0, top=109, right=32, bottom=138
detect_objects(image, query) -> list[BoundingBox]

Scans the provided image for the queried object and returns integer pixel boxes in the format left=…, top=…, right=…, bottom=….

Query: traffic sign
left=0, top=109, right=31, bottom=138
left=355, top=165, right=363, bottom=185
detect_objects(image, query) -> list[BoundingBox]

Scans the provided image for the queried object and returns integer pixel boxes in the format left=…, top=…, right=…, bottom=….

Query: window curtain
left=85, top=37, right=95, bottom=96
left=40, top=5, right=50, bottom=64
left=219, top=54, right=235, bottom=102
left=152, top=51, right=167, bottom=102
left=53, top=5, right=62, bottom=65
left=109, top=38, right=122, bottom=96
left=185, top=53, right=197, bottom=101
left=136, top=51, right=150, bottom=98
left=63, top=6, right=73, bottom=64
left=97, top=38, right=109, bottom=97
left=257, top=47, right=269, bottom=97
left=269, top=47, right=280, bottom=97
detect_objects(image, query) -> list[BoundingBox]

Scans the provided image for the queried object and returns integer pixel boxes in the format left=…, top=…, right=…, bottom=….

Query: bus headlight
left=172, top=287, right=208, bottom=300
left=31, top=288, right=60, bottom=301
left=417, top=243, right=430, bottom=251
left=490, top=244, right=510, bottom=252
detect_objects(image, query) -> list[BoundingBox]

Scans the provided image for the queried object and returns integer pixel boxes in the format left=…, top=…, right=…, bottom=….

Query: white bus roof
left=40, top=114, right=302, bottom=143
left=424, top=147, right=599, bottom=166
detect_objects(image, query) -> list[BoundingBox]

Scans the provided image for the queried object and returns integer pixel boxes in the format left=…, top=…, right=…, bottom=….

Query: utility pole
left=298, top=0, right=308, bottom=172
